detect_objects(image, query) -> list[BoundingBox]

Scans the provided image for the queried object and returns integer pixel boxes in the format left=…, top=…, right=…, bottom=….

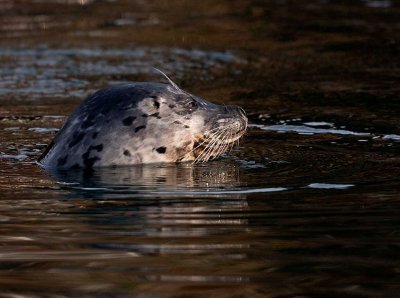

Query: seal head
left=38, top=81, right=247, bottom=168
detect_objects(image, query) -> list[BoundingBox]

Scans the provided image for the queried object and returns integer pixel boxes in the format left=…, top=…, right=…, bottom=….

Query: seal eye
left=185, top=100, right=197, bottom=112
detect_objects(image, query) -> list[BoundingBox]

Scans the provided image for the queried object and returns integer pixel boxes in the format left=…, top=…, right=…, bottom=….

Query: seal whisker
left=228, top=131, right=235, bottom=152
left=230, top=133, right=237, bottom=152
left=221, top=132, right=231, bottom=154
left=215, top=127, right=236, bottom=157
left=195, top=128, right=228, bottom=163
left=181, top=127, right=224, bottom=162
left=202, top=127, right=231, bottom=162
left=218, top=130, right=232, bottom=158
left=159, top=126, right=222, bottom=162
left=203, top=135, right=221, bottom=162
left=153, top=68, right=184, bottom=94
left=193, top=136, right=214, bottom=163
left=197, top=123, right=244, bottom=163
left=195, top=130, right=223, bottom=163
left=223, top=127, right=238, bottom=156
left=231, top=137, right=238, bottom=150
left=186, top=127, right=227, bottom=154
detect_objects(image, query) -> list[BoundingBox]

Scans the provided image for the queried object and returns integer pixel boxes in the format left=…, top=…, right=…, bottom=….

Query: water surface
left=1, top=0, right=400, bottom=297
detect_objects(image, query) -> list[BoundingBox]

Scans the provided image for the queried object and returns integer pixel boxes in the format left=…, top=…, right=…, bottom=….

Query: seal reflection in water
left=38, top=73, right=248, bottom=168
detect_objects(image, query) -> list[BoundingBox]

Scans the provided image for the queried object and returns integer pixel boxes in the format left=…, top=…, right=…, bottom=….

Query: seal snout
left=216, top=105, right=248, bottom=135
left=233, top=105, right=248, bottom=133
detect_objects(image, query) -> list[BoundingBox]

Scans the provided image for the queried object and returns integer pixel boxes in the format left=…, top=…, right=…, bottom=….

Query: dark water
left=1, top=0, right=400, bottom=297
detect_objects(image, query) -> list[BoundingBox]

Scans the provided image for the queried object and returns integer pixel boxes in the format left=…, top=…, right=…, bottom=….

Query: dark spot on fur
left=153, top=100, right=160, bottom=109
left=82, top=151, right=100, bottom=168
left=156, top=146, right=166, bottom=154
left=173, top=120, right=182, bottom=125
left=150, top=112, right=159, bottom=118
left=82, top=150, right=90, bottom=160
left=142, top=114, right=148, bottom=118
left=92, top=132, right=98, bottom=139
left=176, top=110, right=190, bottom=117
left=81, top=144, right=103, bottom=168
left=69, top=131, right=85, bottom=148
left=57, top=155, right=68, bottom=167
left=184, top=125, right=190, bottom=128
left=169, top=104, right=176, bottom=109
left=92, top=144, right=103, bottom=152
left=123, top=150, right=131, bottom=156
left=84, top=156, right=100, bottom=167
left=135, top=125, right=146, bottom=133
left=122, top=116, right=136, bottom=126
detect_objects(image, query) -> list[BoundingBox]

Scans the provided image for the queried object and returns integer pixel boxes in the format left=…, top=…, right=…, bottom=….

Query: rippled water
left=0, top=47, right=240, bottom=100
left=1, top=0, right=400, bottom=297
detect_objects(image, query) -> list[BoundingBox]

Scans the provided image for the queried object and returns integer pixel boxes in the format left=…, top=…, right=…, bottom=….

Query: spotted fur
left=38, top=82, right=247, bottom=168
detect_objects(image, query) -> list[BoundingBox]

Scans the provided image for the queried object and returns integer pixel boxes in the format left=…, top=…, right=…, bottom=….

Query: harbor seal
left=38, top=73, right=247, bottom=168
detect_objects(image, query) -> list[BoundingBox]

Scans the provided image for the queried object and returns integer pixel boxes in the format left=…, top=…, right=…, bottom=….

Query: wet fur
left=39, top=82, right=247, bottom=169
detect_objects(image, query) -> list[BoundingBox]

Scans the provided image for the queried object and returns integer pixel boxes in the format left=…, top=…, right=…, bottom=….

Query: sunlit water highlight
left=250, top=123, right=400, bottom=141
